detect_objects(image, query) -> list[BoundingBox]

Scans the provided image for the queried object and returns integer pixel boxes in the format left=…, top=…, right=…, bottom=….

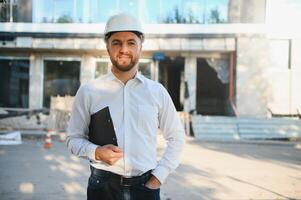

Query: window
left=143, top=0, right=161, bottom=23
left=33, top=0, right=119, bottom=23
left=0, top=0, right=18, bottom=22
left=43, top=60, right=80, bottom=108
left=0, top=58, right=29, bottom=108
left=33, top=0, right=54, bottom=23
left=160, top=0, right=228, bottom=24
left=120, top=0, right=139, bottom=17
left=54, top=0, right=73, bottom=23
left=89, top=0, right=118, bottom=23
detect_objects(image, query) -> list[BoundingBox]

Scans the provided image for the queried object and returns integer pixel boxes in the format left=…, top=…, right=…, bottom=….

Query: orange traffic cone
left=43, top=131, right=53, bottom=149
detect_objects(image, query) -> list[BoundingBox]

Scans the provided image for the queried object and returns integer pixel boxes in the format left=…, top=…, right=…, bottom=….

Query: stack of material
left=48, top=95, right=74, bottom=133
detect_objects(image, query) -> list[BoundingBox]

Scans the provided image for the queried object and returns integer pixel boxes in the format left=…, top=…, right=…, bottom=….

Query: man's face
left=106, top=32, right=142, bottom=72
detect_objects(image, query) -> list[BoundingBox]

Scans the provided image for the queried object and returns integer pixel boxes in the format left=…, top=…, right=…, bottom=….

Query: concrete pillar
left=236, top=36, right=270, bottom=116
left=228, top=0, right=266, bottom=23
left=29, top=54, right=43, bottom=109
left=80, top=55, right=95, bottom=84
left=184, top=55, right=197, bottom=113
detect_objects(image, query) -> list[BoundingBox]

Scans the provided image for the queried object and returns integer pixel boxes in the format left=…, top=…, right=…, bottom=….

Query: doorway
left=159, top=56, right=184, bottom=111
left=0, top=58, right=29, bottom=108
left=196, top=58, right=229, bottom=115
left=43, top=60, right=80, bottom=108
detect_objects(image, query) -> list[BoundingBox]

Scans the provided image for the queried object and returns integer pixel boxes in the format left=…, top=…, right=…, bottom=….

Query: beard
left=110, top=55, right=139, bottom=72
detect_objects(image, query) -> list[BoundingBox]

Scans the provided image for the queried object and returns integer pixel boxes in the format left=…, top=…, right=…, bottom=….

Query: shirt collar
left=107, top=69, right=145, bottom=84
left=135, top=71, right=145, bottom=84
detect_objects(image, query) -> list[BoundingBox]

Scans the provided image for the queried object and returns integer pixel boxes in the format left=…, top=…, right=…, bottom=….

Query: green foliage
left=163, top=5, right=225, bottom=24
left=209, top=6, right=225, bottom=23
left=57, top=15, right=73, bottom=23
left=163, top=6, right=200, bottom=24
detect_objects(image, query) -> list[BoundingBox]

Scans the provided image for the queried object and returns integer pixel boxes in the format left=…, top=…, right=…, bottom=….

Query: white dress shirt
left=66, top=70, right=185, bottom=183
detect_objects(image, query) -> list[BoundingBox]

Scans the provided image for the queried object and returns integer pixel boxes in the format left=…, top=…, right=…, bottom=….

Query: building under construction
left=0, top=0, right=300, bottom=119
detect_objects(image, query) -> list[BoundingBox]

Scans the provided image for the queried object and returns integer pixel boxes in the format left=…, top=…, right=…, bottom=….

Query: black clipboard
left=88, top=106, right=118, bottom=146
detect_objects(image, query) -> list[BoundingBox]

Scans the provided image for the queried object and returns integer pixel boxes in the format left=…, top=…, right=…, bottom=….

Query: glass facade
left=31, top=0, right=228, bottom=24
left=160, top=0, right=228, bottom=23
left=0, top=58, right=29, bottom=108
left=7, top=0, right=301, bottom=24
left=0, top=0, right=18, bottom=22
left=43, top=60, right=80, bottom=108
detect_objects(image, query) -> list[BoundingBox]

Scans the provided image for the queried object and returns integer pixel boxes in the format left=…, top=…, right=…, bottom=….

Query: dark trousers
left=87, top=167, right=160, bottom=200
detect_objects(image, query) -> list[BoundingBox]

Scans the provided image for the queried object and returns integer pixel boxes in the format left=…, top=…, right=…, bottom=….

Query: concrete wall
left=236, top=37, right=301, bottom=116
left=228, top=0, right=266, bottom=23
left=236, top=36, right=271, bottom=116
left=261, top=39, right=301, bottom=115
left=264, top=39, right=290, bottom=114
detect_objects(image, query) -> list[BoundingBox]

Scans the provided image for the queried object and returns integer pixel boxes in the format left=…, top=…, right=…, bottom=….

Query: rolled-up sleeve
left=66, top=85, right=98, bottom=161
left=152, top=85, right=185, bottom=184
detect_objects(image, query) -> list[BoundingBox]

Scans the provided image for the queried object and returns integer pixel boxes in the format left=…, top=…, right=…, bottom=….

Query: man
left=66, top=13, right=185, bottom=200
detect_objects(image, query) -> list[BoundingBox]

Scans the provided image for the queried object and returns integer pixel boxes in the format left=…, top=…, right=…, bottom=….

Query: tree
left=163, top=6, right=200, bottom=24
left=57, top=15, right=73, bottom=23
left=209, top=6, right=225, bottom=23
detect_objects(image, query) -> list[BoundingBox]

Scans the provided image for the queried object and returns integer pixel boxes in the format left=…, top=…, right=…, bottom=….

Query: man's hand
left=145, top=175, right=161, bottom=189
left=95, top=144, right=123, bottom=165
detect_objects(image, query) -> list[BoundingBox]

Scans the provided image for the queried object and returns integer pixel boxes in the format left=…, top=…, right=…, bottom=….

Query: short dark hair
left=104, top=31, right=144, bottom=43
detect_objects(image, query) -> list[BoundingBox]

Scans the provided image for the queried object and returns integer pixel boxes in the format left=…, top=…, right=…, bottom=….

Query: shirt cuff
left=86, top=143, right=99, bottom=161
left=151, top=165, right=170, bottom=184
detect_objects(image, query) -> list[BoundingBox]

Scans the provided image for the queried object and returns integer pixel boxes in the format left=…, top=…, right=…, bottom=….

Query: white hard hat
left=104, top=13, right=144, bottom=37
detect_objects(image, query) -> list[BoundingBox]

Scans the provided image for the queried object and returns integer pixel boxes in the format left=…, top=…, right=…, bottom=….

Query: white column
left=29, top=53, right=43, bottom=109
left=184, top=55, right=197, bottom=112
left=80, top=55, right=95, bottom=84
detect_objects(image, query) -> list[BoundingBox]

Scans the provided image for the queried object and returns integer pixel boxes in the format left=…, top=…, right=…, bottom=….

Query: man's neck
left=111, top=66, right=137, bottom=84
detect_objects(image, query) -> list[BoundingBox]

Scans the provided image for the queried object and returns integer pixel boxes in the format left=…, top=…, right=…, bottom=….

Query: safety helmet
left=104, top=13, right=144, bottom=41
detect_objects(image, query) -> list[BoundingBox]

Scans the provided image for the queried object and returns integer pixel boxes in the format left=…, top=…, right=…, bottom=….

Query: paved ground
left=0, top=135, right=301, bottom=200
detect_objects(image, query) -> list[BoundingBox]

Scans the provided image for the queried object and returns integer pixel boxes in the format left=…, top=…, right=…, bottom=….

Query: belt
left=90, top=166, right=152, bottom=187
